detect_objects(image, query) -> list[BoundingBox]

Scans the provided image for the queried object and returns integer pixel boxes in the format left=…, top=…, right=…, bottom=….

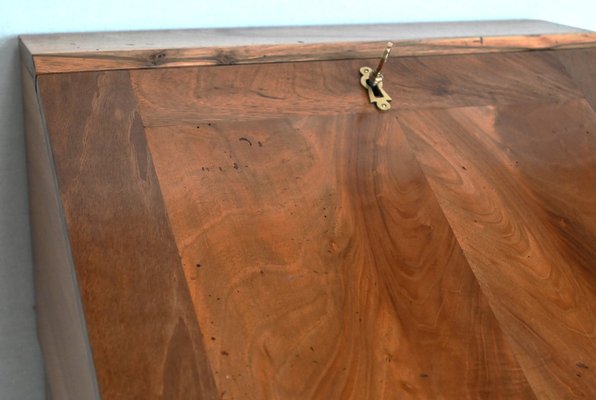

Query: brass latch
left=360, top=42, right=393, bottom=111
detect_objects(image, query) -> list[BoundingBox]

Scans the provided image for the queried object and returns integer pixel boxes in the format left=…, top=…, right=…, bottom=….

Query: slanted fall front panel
left=145, top=114, right=532, bottom=398
left=22, top=22, right=596, bottom=399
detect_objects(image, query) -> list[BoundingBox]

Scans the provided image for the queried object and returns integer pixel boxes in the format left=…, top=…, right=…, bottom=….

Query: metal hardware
left=360, top=42, right=393, bottom=111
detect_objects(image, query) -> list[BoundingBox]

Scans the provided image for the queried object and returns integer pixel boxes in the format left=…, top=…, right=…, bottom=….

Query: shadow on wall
left=0, top=36, right=26, bottom=216
left=0, top=35, right=45, bottom=400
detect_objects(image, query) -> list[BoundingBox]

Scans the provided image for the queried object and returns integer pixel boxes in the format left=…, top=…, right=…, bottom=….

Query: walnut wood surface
left=22, top=65, right=99, bottom=399
left=37, top=71, right=218, bottom=399
left=19, top=20, right=596, bottom=76
left=553, top=48, right=596, bottom=111
left=145, top=115, right=533, bottom=399
left=24, top=23, right=596, bottom=399
left=130, top=51, right=584, bottom=126
left=395, top=100, right=596, bottom=398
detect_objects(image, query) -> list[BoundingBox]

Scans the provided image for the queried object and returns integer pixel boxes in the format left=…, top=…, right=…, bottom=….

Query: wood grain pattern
left=22, top=64, right=100, bottom=399
left=130, top=50, right=584, bottom=126
left=18, top=20, right=595, bottom=76
left=552, top=47, right=596, bottom=111
left=23, top=23, right=596, bottom=399
left=145, top=114, right=534, bottom=399
left=37, top=71, right=218, bottom=399
left=395, top=100, right=596, bottom=398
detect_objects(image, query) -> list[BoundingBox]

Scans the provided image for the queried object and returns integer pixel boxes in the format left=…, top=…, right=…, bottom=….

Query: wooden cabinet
left=20, top=21, right=596, bottom=399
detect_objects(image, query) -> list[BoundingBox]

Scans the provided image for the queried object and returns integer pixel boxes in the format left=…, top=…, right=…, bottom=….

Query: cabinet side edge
left=21, top=63, right=101, bottom=400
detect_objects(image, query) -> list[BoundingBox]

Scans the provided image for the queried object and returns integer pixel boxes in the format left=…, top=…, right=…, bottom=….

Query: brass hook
left=360, top=42, right=394, bottom=111
left=368, top=42, right=393, bottom=88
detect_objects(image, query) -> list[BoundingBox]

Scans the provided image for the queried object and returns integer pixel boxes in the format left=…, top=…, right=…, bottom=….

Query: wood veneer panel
left=24, top=23, right=596, bottom=399
left=552, top=48, right=596, bottom=111
left=145, top=114, right=535, bottom=399
left=18, top=20, right=595, bottom=75
left=131, top=51, right=583, bottom=126
left=395, top=100, right=596, bottom=398
left=22, top=65, right=99, bottom=399
left=37, top=71, right=218, bottom=399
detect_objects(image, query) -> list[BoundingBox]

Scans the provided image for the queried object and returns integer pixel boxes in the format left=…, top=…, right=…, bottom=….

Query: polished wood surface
left=19, top=20, right=595, bottom=76
left=145, top=115, right=533, bottom=399
left=395, top=101, right=596, bottom=398
left=130, top=51, right=584, bottom=125
left=37, top=71, right=217, bottom=399
left=22, top=22, right=596, bottom=399
left=553, top=48, right=596, bottom=110
left=22, top=65, right=99, bottom=399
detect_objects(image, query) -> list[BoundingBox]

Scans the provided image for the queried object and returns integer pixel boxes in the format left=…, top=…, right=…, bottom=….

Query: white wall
left=0, top=1, right=594, bottom=399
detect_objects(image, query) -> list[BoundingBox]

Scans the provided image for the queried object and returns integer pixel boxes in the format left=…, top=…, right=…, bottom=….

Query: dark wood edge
left=19, top=38, right=35, bottom=79
left=19, top=20, right=595, bottom=76
left=36, top=70, right=219, bottom=398
left=21, top=64, right=100, bottom=399
left=551, top=48, right=596, bottom=112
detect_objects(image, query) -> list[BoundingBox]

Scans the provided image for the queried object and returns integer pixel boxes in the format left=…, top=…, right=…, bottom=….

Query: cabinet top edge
left=19, top=20, right=596, bottom=77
